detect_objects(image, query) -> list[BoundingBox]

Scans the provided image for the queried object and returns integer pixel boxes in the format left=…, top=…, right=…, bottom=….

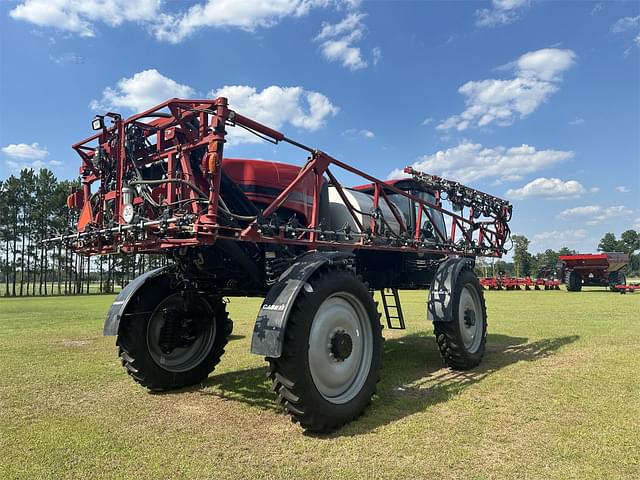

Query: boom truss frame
left=50, top=98, right=512, bottom=259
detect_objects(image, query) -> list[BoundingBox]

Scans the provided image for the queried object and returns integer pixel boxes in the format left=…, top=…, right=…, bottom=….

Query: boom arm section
left=46, top=97, right=512, bottom=259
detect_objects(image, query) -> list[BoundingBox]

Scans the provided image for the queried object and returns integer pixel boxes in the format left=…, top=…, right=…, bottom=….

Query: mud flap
left=103, top=266, right=174, bottom=336
left=250, top=251, right=353, bottom=358
left=427, top=257, right=475, bottom=323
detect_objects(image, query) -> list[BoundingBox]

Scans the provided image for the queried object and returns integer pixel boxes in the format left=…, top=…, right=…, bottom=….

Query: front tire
left=267, top=269, right=383, bottom=433
left=117, top=288, right=232, bottom=392
left=433, top=269, right=487, bottom=370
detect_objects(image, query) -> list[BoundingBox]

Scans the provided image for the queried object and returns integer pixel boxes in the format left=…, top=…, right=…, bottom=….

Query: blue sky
left=0, top=0, right=638, bottom=254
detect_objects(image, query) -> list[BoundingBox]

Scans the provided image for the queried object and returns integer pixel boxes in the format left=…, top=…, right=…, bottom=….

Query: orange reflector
left=208, top=151, right=218, bottom=174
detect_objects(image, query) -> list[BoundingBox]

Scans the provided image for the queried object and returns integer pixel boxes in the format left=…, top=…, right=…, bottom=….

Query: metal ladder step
left=379, top=288, right=406, bottom=330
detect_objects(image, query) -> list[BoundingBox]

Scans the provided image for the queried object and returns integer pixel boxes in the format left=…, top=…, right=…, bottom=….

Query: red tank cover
left=222, top=158, right=316, bottom=222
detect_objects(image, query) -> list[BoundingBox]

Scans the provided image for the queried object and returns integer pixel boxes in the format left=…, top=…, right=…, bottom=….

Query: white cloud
left=88, top=71, right=338, bottom=145
left=90, top=69, right=195, bottom=112
left=611, top=15, right=640, bottom=33
left=372, top=47, right=382, bottom=66
left=1, top=142, right=62, bottom=171
left=1, top=142, right=48, bottom=160
left=531, top=228, right=588, bottom=250
left=210, top=85, right=339, bottom=144
left=517, top=48, right=576, bottom=81
left=569, top=117, right=584, bottom=125
left=315, top=12, right=370, bottom=70
left=389, top=141, right=574, bottom=184
left=10, top=0, right=353, bottom=44
left=316, top=11, right=363, bottom=40
left=437, top=48, right=576, bottom=131
left=558, top=205, right=600, bottom=217
left=557, top=205, right=633, bottom=226
left=152, top=0, right=331, bottom=43
left=10, top=0, right=161, bottom=37
left=476, top=0, right=529, bottom=28
left=615, top=186, right=631, bottom=193
left=586, top=206, right=632, bottom=226
left=532, top=229, right=587, bottom=242
left=320, top=37, right=367, bottom=70
left=590, top=3, right=603, bottom=16
left=506, top=177, right=586, bottom=199
left=11, top=1, right=375, bottom=68
left=344, top=128, right=374, bottom=139
left=421, top=117, right=434, bottom=126
left=612, top=16, right=640, bottom=53
left=49, top=52, right=85, bottom=65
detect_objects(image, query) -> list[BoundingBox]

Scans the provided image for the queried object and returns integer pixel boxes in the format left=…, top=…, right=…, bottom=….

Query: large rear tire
left=117, top=288, right=232, bottom=391
left=433, top=269, right=487, bottom=370
left=566, top=271, right=582, bottom=292
left=267, top=269, right=383, bottom=433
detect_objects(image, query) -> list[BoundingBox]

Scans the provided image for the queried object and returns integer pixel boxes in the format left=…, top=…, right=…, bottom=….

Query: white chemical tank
left=327, top=187, right=406, bottom=241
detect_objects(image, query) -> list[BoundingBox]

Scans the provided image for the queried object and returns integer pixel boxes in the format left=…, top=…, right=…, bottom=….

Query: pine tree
left=512, top=235, right=533, bottom=277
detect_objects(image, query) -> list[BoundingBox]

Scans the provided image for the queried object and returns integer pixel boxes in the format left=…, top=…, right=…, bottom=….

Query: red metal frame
left=613, top=284, right=640, bottom=293
left=56, top=97, right=512, bottom=258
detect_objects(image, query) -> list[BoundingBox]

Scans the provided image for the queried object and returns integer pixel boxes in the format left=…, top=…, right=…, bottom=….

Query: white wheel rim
left=308, top=292, right=373, bottom=404
left=458, top=284, right=483, bottom=353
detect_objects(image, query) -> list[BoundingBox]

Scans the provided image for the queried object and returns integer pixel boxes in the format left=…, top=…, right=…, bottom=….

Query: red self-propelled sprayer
left=47, top=97, right=512, bottom=432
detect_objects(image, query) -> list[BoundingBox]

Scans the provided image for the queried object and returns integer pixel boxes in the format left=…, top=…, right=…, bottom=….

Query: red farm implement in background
left=559, top=253, right=629, bottom=292
left=479, top=276, right=561, bottom=290
left=46, top=97, right=513, bottom=432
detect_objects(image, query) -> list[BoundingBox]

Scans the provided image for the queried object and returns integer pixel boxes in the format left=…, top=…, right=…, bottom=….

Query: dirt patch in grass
left=58, top=339, right=92, bottom=347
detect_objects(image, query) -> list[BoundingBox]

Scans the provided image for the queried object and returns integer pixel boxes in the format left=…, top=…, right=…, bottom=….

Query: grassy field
left=1, top=288, right=639, bottom=479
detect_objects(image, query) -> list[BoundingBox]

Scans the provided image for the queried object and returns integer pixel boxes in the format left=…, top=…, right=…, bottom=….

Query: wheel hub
left=458, top=285, right=484, bottom=353
left=158, top=308, right=199, bottom=354
left=463, top=309, right=476, bottom=327
left=329, top=330, right=353, bottom=361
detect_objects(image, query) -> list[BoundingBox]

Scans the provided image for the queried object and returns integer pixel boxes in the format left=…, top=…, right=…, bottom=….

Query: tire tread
left=267, top=268, right=383, bottom=433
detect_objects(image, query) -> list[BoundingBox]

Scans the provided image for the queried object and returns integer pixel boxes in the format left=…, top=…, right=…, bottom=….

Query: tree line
left=0, top=168, right=168, bottom=297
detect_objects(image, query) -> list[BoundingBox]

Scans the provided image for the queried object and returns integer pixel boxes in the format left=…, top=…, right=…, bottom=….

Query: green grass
left=1, top=288, right=639, bottom=479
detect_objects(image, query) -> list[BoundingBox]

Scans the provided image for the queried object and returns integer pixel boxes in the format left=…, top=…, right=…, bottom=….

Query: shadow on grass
left=348, top=333, right=580, bottom=435
left=165, top=333, right=579, bottom=435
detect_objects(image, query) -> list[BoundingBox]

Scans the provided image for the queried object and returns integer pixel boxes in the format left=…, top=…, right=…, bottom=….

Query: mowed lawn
left=1, top=289, right=639, bottom=479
